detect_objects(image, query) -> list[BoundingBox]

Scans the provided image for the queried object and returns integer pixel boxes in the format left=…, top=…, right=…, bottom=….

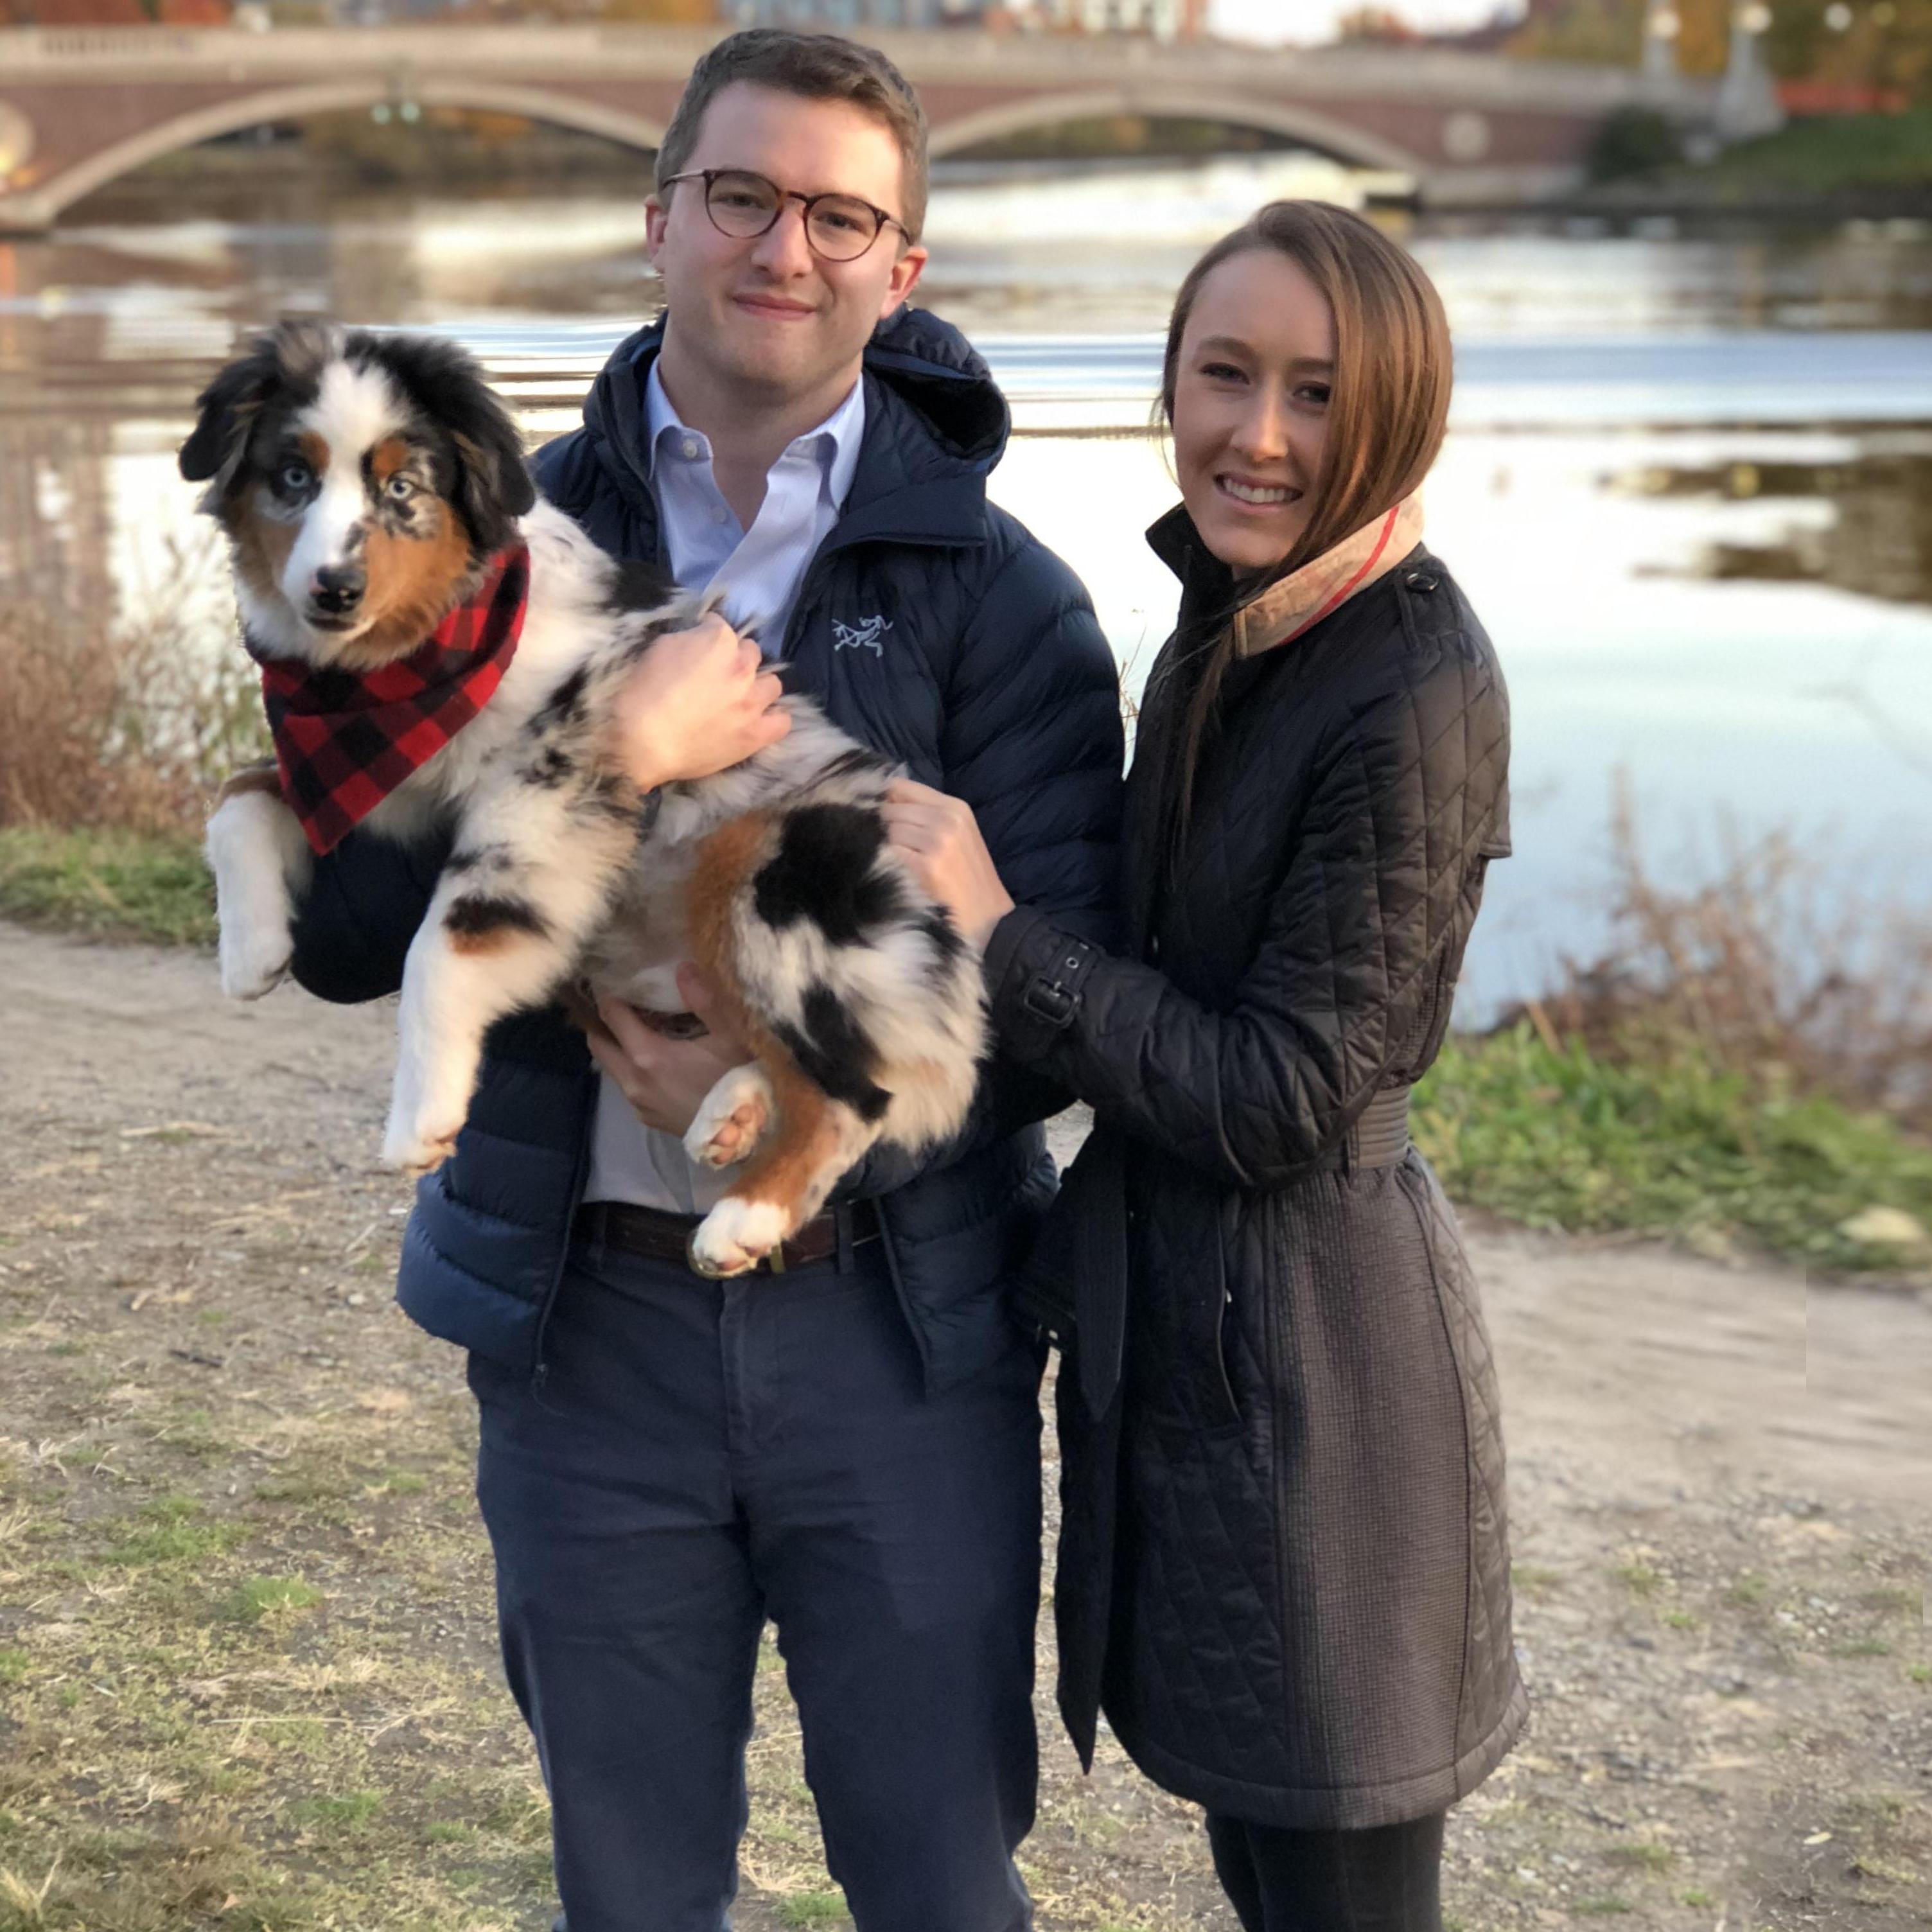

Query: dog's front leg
left=204, top=767, right=312, bottom=999
left=689, top=1069, right=880, bottom=1278
left=383, top=791, right=636, bottom=1175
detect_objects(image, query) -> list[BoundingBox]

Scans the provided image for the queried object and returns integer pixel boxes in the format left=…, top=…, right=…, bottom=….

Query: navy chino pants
left=466, top=1225, right=1042, bottom=1932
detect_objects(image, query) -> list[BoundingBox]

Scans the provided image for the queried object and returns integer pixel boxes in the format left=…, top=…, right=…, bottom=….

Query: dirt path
left=1, top=921, right=1928, bottom=1932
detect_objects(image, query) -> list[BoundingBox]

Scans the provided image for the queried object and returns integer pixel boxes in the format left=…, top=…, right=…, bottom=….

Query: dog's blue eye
left=385, top=474, right=415, bottom=500
left=279, top=462, right=311, bottom=493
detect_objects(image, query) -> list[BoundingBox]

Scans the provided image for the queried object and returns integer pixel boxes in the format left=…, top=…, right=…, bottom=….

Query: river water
left=3, top=155, right=1929, bottom=1006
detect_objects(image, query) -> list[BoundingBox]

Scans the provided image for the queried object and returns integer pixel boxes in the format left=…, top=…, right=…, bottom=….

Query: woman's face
left=1171, top=247, right=1335, bottom=576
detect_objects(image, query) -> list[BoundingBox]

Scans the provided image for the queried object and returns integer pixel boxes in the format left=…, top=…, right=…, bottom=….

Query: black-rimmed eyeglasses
left=659, top=168, right=909, bottom=263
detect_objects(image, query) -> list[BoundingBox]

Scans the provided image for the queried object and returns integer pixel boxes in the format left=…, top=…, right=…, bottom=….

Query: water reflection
left=1615, top=439, right=1932, bottom=608
left=3, top=173, right=1931, bottom=1003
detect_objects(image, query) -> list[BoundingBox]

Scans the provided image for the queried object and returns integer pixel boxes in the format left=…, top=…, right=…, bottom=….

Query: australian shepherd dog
left=186, top=321, right=984, bottom=1278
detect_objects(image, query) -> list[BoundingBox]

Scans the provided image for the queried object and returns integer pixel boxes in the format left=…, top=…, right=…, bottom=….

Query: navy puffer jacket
left=290, top=307, right=1125, bottom=1393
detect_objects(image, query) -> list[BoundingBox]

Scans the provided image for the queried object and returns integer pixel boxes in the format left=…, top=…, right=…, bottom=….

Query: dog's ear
left=179, top=335, right=282, bottom=489
left=450, top=407, right=538, bottom=558
left=180, top=321, right=333, bottom=493
left=371, top=332, right=535, bottom=556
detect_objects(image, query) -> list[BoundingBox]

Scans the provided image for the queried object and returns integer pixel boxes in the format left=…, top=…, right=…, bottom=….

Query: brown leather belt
left=575, top=1197, right=882, bottom=1277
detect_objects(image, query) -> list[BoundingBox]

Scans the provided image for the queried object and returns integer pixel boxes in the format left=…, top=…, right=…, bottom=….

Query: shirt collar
left=644, top=358, right=866, bottom=505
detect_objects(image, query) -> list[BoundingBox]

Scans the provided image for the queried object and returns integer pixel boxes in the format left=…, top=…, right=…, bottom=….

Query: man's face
left=647, top=83, right=927, bottom=404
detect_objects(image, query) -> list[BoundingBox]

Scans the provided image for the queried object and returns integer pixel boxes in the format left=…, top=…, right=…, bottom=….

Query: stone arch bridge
left=0, top=22, right=1716, bottom=234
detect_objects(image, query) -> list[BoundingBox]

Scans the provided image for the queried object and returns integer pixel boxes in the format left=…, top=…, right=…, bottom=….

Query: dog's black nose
left=312, top=567, right=365, bottom=615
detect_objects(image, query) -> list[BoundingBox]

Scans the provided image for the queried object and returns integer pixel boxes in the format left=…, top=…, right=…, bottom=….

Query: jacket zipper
left=530, top=1070, right=600, bottom=1400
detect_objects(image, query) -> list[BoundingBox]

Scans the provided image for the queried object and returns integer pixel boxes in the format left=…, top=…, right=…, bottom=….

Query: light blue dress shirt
left=584, top=360, right=867, bottom=1211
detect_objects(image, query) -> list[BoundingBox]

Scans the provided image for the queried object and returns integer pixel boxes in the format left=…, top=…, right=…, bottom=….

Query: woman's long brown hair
left=1154, top=201, right=1453, bottom=872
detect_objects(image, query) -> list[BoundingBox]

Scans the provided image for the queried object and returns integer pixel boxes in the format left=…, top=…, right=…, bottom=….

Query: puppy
left=186, top=321, right=985, bottom=1278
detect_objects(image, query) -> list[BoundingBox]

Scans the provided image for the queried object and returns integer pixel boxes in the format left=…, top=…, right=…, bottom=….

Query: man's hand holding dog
left=578, top=964, right=751, bottom=1139
left=618, top=613, right=791, bottom=791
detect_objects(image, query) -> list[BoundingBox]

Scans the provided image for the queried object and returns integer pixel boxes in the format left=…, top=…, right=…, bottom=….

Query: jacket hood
left=577, top=304, right=1010, bottom=514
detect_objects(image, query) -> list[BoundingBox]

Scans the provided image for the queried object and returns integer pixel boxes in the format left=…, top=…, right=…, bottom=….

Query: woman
left=885, top=200, right=1525, bottom=1931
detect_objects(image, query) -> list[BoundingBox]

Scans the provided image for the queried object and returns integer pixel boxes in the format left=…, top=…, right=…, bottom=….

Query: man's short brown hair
left=654, top=29, right=930, bottom=245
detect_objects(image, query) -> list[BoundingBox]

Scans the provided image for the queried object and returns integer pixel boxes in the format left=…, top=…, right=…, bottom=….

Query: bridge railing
left=0, top=22, right=1715, bottom=118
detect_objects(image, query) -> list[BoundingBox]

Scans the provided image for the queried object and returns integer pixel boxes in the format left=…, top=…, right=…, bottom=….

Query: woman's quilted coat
left=984, top=509, right=1529, bottom=1829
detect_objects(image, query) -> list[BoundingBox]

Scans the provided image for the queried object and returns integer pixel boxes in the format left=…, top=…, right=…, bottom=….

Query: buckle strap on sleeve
left=1020, top=935, right=1101, bottom=1029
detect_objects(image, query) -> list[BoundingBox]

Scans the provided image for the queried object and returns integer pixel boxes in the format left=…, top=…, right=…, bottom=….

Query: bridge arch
left=927, top=88, right=1430, bottom=177
left=33, top=80, right=665, bottom=225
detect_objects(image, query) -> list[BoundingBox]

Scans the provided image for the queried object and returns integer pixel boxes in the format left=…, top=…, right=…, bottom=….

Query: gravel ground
left=1, top=920, right=1928, bottom=1932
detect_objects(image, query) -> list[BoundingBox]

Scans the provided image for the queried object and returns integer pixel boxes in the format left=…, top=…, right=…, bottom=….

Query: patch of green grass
left=1664, top=1610, right=1699, bottom=1631
left=1834, top=1638, right=1894, bottom=1658
left=1908, top=1664, right=1932, bottom=1685
left=1607, top=1841, right=1676, bottom=1873
left=226, top=1576, right=322, bottom=1623
left=0, top=825, right=215, bottom=948
left=1414, top=1025, right=1932, bottom=1271
left=365, top=1470, right=428, bottom=1498
left=1613, top=1561, right=1662, bottom=1598
left=1572, top=1898, right=1635, bottom=1917
left=0, top=1651, right=27, bottom=1685
left=1682, top=1889, right=1716, bottom=1908
left=288, top=1789, right=383, bottom=1831
left=103, top=1497, right=242, bottom=1567
left=1726, top=1573, right=1770, bottom=1607
left=254, top=1472, right=353, bottom=1506
left=1512, top=1564, right=1563, bottom=1595
left=155, top=1407, right=229, bottom=1461
left=778, top=1893, right=848, bottom=1928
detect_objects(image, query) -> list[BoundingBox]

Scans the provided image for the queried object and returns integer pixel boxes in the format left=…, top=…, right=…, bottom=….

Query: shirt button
left=711, top=506, right=728, bottom=523
left=1405, top=570, right=1438, bottom=593
left=680, top=438, right=700, bottom=461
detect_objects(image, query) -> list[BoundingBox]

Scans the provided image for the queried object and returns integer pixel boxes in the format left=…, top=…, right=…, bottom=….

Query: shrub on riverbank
left=0, top=575, right=252, bottom=943
left=1590, top=107, right=1932, bottom=207
left=0, top=581, right=261, bottom=838
left=1414, top=1024, right=1932, bottom=1274
left=1697, top=109, right=1932, bottom=198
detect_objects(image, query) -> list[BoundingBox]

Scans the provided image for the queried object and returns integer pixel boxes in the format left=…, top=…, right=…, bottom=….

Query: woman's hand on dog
left=883, top=779, right=1015, bottom=951
left=577, top=964, right=755, bottom=1138
left=617, top=613, right=791, bottom=791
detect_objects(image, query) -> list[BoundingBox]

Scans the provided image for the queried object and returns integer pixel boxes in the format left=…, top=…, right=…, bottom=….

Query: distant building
left=724, top=0, right=1208, bottom=29
left=3, top=0, right=233, bottom=18
left=990, top=0, right=1209, bottom=37
left=725, top=0, right=991, bottom=23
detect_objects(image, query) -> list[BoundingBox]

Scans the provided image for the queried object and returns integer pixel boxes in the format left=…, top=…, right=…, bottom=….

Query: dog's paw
left=219, top=929, right=292, bottom=1001
left=382, top=1100, right=464, bottom=1177
left=685, top=1066, right=774, bottom=1170
left=689, top=1196, right=789, bottom=1278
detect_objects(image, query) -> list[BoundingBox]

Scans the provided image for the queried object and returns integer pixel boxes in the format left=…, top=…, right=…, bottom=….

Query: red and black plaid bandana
left=250, top=545, right=530, bottom=856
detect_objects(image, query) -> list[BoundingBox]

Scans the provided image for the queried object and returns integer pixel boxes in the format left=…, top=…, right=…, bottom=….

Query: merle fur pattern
left=191, top=322, right=986, bottom=1275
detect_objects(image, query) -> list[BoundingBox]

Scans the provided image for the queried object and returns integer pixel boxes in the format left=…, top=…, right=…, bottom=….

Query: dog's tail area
left=681, top=802, right=987, bottom=1274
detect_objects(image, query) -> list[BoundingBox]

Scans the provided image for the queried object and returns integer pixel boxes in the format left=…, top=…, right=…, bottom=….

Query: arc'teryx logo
left=832, top=614, right=892, bottom=656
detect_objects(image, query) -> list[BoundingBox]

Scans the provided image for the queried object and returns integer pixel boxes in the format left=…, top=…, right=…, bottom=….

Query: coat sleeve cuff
left=983, top=905, right=1105, bottom=1063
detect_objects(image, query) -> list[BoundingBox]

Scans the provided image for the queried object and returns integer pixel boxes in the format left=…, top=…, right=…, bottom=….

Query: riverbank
left=0, top=918, right=1925, bottom=1932
left=5, top=818, right=1927, bottom=1284
left=1574, top=107, right=1932, bottom=218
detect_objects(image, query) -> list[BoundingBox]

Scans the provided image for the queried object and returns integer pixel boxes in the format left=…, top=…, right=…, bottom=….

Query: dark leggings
left=1206, top=1810, right=1446, bottom=1932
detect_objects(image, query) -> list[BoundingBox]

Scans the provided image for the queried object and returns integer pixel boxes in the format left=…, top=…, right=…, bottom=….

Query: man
left=290, top=27, right=1122, bottom=1932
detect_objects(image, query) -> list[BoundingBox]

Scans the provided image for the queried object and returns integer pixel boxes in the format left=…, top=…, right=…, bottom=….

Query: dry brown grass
left=1517, top=777, right=1932, bottom=1128
left=0, top=558, right=263, bottom=839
